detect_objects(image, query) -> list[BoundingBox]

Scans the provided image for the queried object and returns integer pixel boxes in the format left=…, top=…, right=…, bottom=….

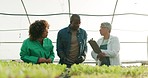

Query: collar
left=100, top=35, right=113, bottom=43
left=67, top=24, right=81, bottom=34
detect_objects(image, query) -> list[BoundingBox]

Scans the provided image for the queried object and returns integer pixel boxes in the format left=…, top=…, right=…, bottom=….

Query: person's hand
left=38, top=58, right=46, bottom=63
left=76, top=56, right=85, bottom=64
left=46, top=58, right=52, bottom=63
left=97, top=53, right=106, bottom=61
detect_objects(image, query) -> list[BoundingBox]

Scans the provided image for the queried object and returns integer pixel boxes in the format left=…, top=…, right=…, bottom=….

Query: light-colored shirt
left=91, top=35, right=121, bottom=66
left=68, top=31, right=79, bottom=62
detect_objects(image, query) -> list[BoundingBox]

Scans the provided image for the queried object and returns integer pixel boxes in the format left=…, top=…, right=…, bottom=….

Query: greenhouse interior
left=0, top=0, right=148, bottom=77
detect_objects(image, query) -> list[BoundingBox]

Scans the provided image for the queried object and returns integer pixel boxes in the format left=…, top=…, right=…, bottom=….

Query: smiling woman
left=0, top=0, right=148, bottom=65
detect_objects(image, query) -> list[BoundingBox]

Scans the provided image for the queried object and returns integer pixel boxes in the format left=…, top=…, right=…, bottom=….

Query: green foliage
left=0, top=60, right=66, bottom=78
left=69, top=64, right=148, bottom=78
left=0, top=61, right=148, bottom=78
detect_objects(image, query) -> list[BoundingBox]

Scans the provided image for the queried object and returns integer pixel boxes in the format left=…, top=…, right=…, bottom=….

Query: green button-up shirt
left=20, top=38, right=55, bottom=64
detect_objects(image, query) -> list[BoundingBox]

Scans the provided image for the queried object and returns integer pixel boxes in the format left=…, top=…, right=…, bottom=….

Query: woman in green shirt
left=20, top=20, right=55, bottom=64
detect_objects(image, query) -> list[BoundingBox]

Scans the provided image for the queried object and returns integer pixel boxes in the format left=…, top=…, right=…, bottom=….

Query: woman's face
left=42, top=25, right=49, bottom=38
left=99, top=26, right=109, bottom=36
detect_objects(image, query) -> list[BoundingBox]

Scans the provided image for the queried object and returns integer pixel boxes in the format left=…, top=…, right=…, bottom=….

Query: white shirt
left=91, top=35, right=121, bottom=66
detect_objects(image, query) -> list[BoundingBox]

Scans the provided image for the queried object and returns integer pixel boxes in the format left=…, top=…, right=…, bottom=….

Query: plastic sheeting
left=0, top=0, right=148, bottom=61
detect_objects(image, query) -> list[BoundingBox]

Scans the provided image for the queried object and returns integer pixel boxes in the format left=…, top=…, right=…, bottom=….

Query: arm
left=91, top=51, right=98, bottom=61
left=48, top=45, right=55, bottom=63
left=43, top=38, right=55, bottom=63
left=104, top=37, right=120, bottom=57
left=91, top=38, right=103, bottom=61
left=81, top=30, right=87, bottom=57
left=20, top=40, right=39, bottom=64
left=76, top=30, right=87, bottom=63
left=56, top=31, right=65, bottom=59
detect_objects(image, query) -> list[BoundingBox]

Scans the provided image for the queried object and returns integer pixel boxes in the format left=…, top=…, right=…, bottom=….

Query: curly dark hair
left=29, top=20, right=48, bottom=40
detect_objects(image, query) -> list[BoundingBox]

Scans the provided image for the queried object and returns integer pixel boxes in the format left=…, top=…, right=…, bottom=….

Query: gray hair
left=101, top=22, right=112, bottom=32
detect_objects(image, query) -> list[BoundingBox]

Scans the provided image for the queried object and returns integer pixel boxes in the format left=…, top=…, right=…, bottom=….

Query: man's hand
left=76, top=56, right=85, bottom=64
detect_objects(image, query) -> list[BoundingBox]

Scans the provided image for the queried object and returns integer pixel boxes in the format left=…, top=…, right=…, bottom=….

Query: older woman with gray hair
left=91, top=22, right=120, bottom=66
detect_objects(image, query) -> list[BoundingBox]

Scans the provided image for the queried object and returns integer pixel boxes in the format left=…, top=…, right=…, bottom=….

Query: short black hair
left=70, top=14, right=80, bottom=23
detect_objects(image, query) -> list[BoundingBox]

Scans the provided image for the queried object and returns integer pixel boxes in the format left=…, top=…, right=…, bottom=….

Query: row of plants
left=69, top=64, right=148, bottom=78
left=0, top=60, right=148, bottom=78
left=0, top=60, right=66, bottom=78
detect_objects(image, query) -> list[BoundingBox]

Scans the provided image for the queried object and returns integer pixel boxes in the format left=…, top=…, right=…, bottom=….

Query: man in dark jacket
left=56, top=14, right=87, bottom=68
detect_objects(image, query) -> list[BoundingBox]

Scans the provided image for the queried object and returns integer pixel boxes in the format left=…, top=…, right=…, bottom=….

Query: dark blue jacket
left=56, top=25, right=87, bottom=64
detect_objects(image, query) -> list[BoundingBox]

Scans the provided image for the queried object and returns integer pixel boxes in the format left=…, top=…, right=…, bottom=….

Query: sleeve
left=91, top=51, right=98, bottom=61
left=49, top=43, right=55, bottom=63
left=20, top=40, right=39, bottom=64
left=91, top=39, right=101, bottom=61
left=56, top=31, right=65, bottom=59
left=82, top=30, right=88, bottom=57
left=105, top=37, right=120, bottom=57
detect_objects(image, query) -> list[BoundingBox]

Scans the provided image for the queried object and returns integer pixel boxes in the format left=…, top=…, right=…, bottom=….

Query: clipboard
left=88, top=38, right=102, bottom=54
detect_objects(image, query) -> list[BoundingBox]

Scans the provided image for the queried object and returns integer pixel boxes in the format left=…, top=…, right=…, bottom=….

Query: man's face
left=70, top=19, right=81, bottom=30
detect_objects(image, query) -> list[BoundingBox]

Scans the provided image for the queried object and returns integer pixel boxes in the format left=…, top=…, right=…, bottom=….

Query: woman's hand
left=46, top=58, right=52, bottom=63
left=97, top=52, right=106, bottom=60
left=38, top=58, right=47, bottom=63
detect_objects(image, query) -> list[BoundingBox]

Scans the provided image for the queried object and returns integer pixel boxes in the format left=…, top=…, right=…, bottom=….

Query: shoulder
left=44, top=38, right=52, bottom=42
left=23, top=38, right=30, bottom=43
left=79, top=28, right=86, bottom=32
left=110, top=35, right=119, bottom=42
left=22, top=38, right=32, bottom=46
left=110, top=35, right=119, bottom=39
left=58, top=27, right=68, bottom=32
left=97, top=37, right=103, bottom=42
left=79, top=28, right=87, bottom=34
